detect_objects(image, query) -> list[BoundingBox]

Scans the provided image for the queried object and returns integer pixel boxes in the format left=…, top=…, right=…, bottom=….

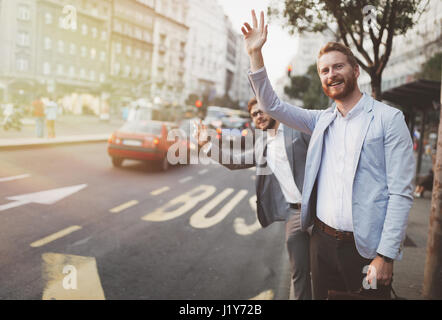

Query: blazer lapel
left=283, top=125, right=295, bottom=174
left=352, top=97, right=375, bottom=178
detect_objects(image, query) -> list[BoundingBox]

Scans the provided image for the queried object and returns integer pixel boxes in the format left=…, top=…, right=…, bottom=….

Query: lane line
left=179, top=176, right=193, bottom=184
left=0, top=174, right=31, bottom=182
left=109, top=200, right=139, bottom=213
left=30, top=225, right=82, bottom=248
left=150, top=186, right=170, bottom=196
left=198, top=169, right=209, bottom=175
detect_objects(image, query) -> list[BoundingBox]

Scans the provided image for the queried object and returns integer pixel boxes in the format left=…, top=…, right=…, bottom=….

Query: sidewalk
left=0, top=114, right=125, bottom=150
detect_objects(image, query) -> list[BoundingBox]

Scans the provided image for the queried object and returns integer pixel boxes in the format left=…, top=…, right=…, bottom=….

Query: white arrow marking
left=0, top=174, right=31, bottom=182
left=0, top=184, right=87, bottom=212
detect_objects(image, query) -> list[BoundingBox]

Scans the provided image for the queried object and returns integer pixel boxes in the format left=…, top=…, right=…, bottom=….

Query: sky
left=217, top=0, right=299, bottom=83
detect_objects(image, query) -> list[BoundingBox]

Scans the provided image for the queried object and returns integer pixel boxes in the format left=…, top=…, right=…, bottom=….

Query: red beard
left=322, top=75, right=357, bottom=100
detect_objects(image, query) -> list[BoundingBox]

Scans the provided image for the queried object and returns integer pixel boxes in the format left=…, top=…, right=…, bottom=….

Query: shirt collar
left=334, top=93, right=366, bottom=120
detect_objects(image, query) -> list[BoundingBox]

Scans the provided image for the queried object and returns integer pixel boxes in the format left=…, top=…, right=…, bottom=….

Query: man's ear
left=354, top=64, right=360, bottom=78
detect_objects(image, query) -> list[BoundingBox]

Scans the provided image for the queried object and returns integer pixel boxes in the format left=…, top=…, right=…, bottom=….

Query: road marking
left=234, top=195, right=261, bottom=236
left=179, top=176, right=193, bottom=184
left=249, top=289, right=274, bottom=300
left=198, top=169, right=209, bottom=175
left=190, top=189, right=248, bottom=229
left=0, top=174, right=31, bottom=182
left=30, top=225, right=82, bottom=248
left=142, top=185, right=216, bottom=222
left=248, top=167, right=255, bottom=171
left=42, top=253, right=105, bottom=300
left=150, top=186, right=170, bottom=196
left=0, top=184, right=87, bottom=212
left=109, top=200, right=139, bottom=213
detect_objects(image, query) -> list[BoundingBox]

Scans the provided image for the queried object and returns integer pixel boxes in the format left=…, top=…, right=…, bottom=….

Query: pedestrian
left=195, top=97, right=312, bottom=300
left=45, top=96, right=58, bottom=138
left=242, top=10, right=415, bottom=299
left=32, top=96, right=45, bottom=138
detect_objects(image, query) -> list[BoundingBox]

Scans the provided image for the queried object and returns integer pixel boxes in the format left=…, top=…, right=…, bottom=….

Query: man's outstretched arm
left=242, top=10, right=320, bottom=135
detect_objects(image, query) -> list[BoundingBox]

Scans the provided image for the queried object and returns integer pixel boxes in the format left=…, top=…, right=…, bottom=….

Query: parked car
left=107, top=120, right=179, bottom=171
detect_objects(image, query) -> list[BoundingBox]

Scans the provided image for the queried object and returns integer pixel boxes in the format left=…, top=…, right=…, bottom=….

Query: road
left=0, top=142, right=290, bottom=300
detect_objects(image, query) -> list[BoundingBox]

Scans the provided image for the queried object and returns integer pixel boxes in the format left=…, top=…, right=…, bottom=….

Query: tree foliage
left=418, top=52, right=442, bottom=81
left=284, top=63, right=329, bottom=109
left=268, top=0, right=429, bottom=99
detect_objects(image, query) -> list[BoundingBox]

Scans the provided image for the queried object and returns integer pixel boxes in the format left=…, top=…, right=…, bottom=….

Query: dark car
left=107, top=120, right=179, bottom=171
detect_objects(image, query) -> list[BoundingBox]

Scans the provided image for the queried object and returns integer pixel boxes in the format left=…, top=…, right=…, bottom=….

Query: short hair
left=318, top=42, right=358, bottom=68
left=247, top=97, right=258, bottom=114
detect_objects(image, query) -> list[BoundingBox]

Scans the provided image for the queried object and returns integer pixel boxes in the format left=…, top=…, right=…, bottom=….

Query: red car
left=107, top=120, right=180, bottom=171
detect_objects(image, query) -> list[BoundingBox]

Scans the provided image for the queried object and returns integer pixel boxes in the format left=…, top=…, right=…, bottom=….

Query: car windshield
left=120, top=121, right=162, bottom=134
left=127, top=108, right=152, bottom=121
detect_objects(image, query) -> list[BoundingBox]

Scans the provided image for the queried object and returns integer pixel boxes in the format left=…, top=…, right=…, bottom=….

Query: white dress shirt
left=266, top=125, right=302, bottom=204
left=316, top=94, right=367, bottom=231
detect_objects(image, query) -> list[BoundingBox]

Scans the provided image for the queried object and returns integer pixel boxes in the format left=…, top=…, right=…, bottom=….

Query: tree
left=268, top=0, right=429, bottom=100
left=285, top=63, right=329, bottom=109
left=417, top=52, right=442, bottom=81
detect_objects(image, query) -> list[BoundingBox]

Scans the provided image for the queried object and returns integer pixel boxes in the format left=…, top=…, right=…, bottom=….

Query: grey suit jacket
left=209, top=124, right=310, bottom=228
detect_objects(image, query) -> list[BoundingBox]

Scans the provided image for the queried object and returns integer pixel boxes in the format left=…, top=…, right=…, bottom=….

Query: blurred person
left=32, top=96, right=45, bottom=138
left=45, top=97, right=58, bottom=138
left=242, top=10, right=414, bottom=299
left=414, top=153, right=436, bottom=198
left=195, top=97, right=312, bottom=300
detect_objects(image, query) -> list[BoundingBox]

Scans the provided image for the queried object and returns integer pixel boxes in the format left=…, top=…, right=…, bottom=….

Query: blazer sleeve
left=376, top=110, right=415, bottom=260
left=207, top=137, right=256, bottom=170
left=248, top=67, right=322, bottom=135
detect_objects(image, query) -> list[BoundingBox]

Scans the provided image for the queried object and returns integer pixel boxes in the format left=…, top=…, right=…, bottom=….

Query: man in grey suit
left=196, top=97, right=312, bottom=300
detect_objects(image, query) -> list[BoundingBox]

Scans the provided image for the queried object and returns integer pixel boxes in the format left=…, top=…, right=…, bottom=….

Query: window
left=100, top=51, right=106, bottom=62
left=69, top=66, right=75, bottom=77
left=99, top=73, right=105, bottom=83
left=92, top=27, right=97, bottom=38
left=16, top=58, right=29, bottom=71
left=44, top=37, right=52, bottom=50
left=58, top=40, right=64, bottom=53
left=114, top=62, right=120, bottom=75
left=126, top=45, right=132, bottom=57
left=101, top=30, right=107, bottom=41
left=17, top=5, right=30, bottom=21
left=81, top=46, right=87, bottom=57
left=80, top=68, right=86, bottom=78
left=82, top=24, right=88, bottom=35
left=70, top=43, right=76, bottom=55
left=135, top=49, right=141, bottom=59
left=145, top=51, right=150, bottom=61
left=45, top=12, right=53, bottom=24
left=90, top=48, right=96, bottom=59
left=57, top=64, right=64, bottom=75
left=17, top=31, right=30, bottom=46
left=124, top=65, right=131, bottom=76
left=115, top=42, right=122, bottom=54
left=90, top=70, right=96, bottom=81
left=43, top=62, right=51, bottom=75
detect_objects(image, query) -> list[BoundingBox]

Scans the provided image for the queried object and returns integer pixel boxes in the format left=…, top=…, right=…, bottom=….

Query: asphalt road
left=0, top=142, right=290, bottom=300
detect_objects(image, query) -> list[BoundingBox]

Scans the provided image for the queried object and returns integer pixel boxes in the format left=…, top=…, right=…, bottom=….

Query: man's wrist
left=377, top=253, right=393, bottom=263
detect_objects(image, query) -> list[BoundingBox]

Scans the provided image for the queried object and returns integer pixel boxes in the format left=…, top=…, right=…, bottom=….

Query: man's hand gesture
left=241, top=10, right=268, bottom=56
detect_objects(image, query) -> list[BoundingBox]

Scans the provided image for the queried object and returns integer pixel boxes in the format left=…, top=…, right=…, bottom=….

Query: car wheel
left=112, top=157, right=123, bottom=167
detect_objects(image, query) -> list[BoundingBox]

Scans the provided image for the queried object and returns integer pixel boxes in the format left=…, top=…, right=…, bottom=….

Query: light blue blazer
left=248, top=68, right=415, bottom=260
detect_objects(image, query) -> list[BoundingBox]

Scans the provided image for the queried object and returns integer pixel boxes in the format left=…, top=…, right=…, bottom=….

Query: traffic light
left=195, top=100, right=202, bottom=108
left=287, top=64, right=293, bottom=77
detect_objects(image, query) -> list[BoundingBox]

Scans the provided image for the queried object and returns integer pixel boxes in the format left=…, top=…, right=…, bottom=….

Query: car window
left=120, top=121, right=162, bottom=134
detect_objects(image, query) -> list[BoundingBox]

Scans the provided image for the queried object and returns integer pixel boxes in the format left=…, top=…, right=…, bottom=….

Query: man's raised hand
left=241, top=10, right=268, bottom=56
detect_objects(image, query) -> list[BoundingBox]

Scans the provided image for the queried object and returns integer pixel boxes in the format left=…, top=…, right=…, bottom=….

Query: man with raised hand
left=242, top=10, right=414, bottom=299
left=195, top=97, right=312, bottom=300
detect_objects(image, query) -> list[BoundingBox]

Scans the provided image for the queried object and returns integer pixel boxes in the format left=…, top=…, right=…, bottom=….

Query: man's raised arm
left=241, top=10, right=320, bottom=135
